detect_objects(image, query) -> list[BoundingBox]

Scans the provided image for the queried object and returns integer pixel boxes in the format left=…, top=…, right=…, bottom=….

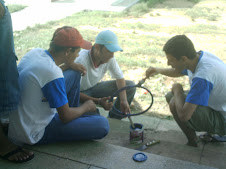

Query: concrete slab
left=142, top=140, right=203, bottom=164
left=11, top=3, right=85, bottom=31
left=0, top=151, right=90, bottom=169
left=200, top=142, right=226, bottom=169
left=98, top=110, right=225, bottom=169
left=156, top=118, right=181, bottom=132
left=7, top=0, right=139, bottom=31
left=28, top=141, right=215, bottom=169
left=145, top=130, right=188, bottom=145
left=99, top=107, right=161, bottom=130
left=89, top=167, right=104, bottom=169
left=100, top=118, right=204, bottom=165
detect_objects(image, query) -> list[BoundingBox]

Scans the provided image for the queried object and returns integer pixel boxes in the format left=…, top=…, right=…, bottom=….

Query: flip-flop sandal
left=199, top=133, right=213, bottom=142
left=199, top=133, right=226, bottom=142
left=0, top=147, right=34, bottom=163
left=211, top=135, right=226, bottom=142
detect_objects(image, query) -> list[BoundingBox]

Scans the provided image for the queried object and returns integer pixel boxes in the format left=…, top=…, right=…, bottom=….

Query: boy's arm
left=80, top=93, right=113, bottom=111
left=146, top=67, right=184, bottom=78
left=116, top=78, right=130, bottom=114
left=0, top=3, right=5, bottom=19
left=57, top=100, right=96, bottom=123
left=171, top=83, right=198, bottom=122
left=60, top=62, right=86, bottom=75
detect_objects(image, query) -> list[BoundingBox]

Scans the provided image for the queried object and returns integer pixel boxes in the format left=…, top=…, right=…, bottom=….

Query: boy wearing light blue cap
left=75, top=30, right=136, bottom=119
left=95, top=30, right=123, bottom=52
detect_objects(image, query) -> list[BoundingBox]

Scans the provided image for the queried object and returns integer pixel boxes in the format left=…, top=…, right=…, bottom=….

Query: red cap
left=52, top=26, right=92, bottom=50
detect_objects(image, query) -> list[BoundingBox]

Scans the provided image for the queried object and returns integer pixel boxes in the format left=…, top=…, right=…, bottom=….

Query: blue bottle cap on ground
left=133, top=152, right=147, bottom=162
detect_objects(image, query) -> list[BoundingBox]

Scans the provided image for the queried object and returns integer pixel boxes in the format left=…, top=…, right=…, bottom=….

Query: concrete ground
left=98, top=108, right=226, bottom=169
left=0, top=108, right=225, bottom=169
left=1, top=0, right=225, bottom=168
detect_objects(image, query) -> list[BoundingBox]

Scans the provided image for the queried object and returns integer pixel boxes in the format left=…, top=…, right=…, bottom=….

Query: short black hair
left=163, top=35, right=197, bottom=60
left=49, top=41, right=80, bottom=53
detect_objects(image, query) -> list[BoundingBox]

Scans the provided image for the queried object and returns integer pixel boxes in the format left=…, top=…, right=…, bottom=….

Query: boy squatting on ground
left=61, top=30, right=136, bottom=120
left=0, top=0, right=34, bottom=163
left=8, top=26, right=109, bottom=145
left=145, top=35, right=226, bottom=147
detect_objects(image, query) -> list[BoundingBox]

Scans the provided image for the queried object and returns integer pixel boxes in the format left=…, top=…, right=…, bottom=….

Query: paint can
left=130, top=123, right=144, bottom=144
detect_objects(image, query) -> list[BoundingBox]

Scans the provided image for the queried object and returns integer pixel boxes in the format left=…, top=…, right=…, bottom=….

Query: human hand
left=146, top=66, right=158, bottom=78
left=99, top=97, right=113, bottom=111
left=72, top=63, right=87, bottom=76
left=82, top=100, right=96, bottom=112
left=120, top=100, right=131, bottom=115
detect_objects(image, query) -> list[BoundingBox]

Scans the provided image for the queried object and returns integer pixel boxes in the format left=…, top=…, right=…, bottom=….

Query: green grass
left=13, top=0, right=226, bottom=119
left=185, top=7, right=222, bottom=21
left=7, top=4, right=27, bottom=13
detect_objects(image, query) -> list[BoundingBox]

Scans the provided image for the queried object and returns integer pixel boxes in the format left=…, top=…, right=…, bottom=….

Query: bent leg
left=167, top=94, right=198, bottom=147
left=82, top=80, right=136, bottom=119
left=37, top=114, right=109, bottom=144
left=63, top=69, right=81, bottom=107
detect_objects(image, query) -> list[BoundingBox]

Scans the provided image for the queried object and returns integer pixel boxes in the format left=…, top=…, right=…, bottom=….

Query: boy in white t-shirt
left=145, top=35, right=226, bottom=147
left=9, top=26, right=109, bottom=145
left=75, top=30, right=136, bottom=120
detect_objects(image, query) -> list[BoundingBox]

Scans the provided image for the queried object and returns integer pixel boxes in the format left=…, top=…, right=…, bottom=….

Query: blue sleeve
left=41, top=78, right=68, bottom=108
left=181, top=69, right=188, bottom=75
left=185, top=77, right=213, bottom=106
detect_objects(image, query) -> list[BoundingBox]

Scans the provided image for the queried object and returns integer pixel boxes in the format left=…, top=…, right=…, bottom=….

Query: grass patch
left=7, top=4, right=27, bottom=13
left=185, top=7, right=222, bottom=21
left=13, top=0, right=226, bottom=119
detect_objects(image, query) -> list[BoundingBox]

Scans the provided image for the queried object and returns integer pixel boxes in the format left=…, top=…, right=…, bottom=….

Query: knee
left=97, top=117, right=110, bottom=138
left=64, top=69, right=81, bottom=82
left=168, top=99, right=176, bottom=115
left=126, top=80, right=136, bottom=94
left=165, top=91, right=173, bottom=104
left=126, top=80, right=135, bottom=86
left=71, top=70, right=81, bottom=82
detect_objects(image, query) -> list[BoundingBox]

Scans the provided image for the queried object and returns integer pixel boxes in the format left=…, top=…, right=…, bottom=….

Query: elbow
left=58, top=114, right=70, bottom=124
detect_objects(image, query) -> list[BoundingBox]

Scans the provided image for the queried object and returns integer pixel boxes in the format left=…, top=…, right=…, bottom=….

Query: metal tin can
left=130, top=123, right=144, bottom=144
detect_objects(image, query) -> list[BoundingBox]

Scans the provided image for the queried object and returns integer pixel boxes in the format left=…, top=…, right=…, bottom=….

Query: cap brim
left=105, top=44, right=123, bottom=52
left=80, top=40, right=92, bottom=50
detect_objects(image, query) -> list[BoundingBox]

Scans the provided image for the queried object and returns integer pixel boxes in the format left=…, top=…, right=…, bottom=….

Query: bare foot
left=0, top=145, right=34, bottom=163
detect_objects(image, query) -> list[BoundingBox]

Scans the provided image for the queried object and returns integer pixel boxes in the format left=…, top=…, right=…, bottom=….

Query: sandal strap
left=1, top=147, right=23, bottom=159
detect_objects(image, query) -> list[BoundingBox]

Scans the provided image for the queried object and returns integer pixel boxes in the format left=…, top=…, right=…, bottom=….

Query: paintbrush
left=137, top=77, right=147, bottom=87
left=128, top=116, right=135, bottom=129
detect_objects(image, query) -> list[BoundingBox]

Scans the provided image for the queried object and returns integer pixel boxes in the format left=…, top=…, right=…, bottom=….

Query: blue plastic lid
left=133, top=152, right=147, bottom=162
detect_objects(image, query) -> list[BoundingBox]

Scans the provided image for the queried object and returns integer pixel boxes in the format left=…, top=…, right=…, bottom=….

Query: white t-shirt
left=183, top=51, right=226, bottom=119
left=8, top=48, right=68, bottom=144
left=75, top=49, right=123, bottom=91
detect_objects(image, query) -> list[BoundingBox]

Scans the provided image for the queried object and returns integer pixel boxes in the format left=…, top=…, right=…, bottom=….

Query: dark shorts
left=165, top=91, right=226, bottom=136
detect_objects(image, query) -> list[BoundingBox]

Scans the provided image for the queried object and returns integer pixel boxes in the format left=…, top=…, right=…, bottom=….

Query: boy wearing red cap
left=8, top=26, right=109, bottom=145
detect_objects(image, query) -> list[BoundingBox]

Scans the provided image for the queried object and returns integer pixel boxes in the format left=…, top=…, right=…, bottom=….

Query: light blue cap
left=95, top=30, right=123, bottom=52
